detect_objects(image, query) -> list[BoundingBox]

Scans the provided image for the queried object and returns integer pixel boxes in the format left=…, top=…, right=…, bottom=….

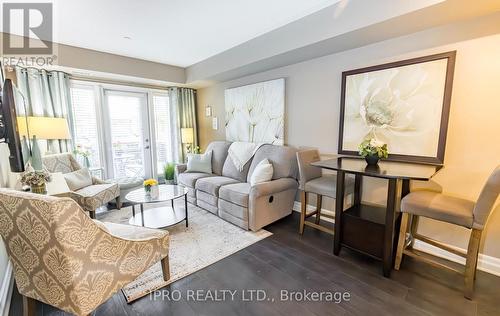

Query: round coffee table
left=125, top=184, right=189, bottom=229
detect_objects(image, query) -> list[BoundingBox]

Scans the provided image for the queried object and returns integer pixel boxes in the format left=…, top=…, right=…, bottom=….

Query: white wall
left=197, top=16, right=500, bottom=258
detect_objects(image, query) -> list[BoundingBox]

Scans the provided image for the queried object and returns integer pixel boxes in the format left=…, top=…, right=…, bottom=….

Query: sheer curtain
left=15, top=67, right=74, bottom=154
left=169, top=87, right=198, bottom=162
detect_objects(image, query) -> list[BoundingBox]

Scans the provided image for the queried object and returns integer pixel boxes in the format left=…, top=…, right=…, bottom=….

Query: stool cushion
left=304, top=174, right=355, bottom=198
left=401, top=191, right=475, bottom=228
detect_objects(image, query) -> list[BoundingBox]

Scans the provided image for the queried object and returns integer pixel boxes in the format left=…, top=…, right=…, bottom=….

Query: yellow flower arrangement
left=143, top=179, right=158, bottom=192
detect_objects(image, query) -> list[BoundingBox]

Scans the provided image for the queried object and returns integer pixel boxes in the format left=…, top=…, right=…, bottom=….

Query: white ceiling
left=1, top=0, right=341, bottom=67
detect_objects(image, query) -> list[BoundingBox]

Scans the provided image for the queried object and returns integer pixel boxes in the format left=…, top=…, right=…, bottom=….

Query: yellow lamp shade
left=17, top=116, right=71, bottom=140
left=181, top=128, right=194, bottom=144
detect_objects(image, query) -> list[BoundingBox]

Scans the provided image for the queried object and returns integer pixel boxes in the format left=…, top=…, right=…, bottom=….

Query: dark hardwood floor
left=9, top=211, right=500, bottom=316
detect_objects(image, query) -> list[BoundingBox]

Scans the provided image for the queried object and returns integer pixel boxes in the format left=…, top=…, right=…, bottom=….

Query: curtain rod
left=70, top=75, right=188, bottom=91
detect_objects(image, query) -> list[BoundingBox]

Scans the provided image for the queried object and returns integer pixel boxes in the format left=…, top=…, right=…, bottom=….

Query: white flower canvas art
left=340, top=52, right=455, bottom=163
left=225, top=79, right=285, bottom=145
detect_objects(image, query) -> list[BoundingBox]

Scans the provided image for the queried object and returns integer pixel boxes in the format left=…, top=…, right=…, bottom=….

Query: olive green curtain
left=15, top=67, right=74, bottom=154
left=169, top=87, right=198, bottom=162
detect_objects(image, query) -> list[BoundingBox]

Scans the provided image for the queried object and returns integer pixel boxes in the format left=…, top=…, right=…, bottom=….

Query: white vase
left=151, top=185, right=159, bottom=199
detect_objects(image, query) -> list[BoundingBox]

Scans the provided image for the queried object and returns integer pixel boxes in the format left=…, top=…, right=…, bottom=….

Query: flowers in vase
left=143, top=179, right=158, bottom=193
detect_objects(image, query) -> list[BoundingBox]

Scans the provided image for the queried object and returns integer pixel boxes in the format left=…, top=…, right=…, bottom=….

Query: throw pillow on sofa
left=250, top=158, right=273, bottom=186
left=187, top=150, right=213, bottom=174
left=63, top=168, right=93, bottom=191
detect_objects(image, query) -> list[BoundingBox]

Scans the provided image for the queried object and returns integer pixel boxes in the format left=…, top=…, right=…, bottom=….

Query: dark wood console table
left=311, top=157, right=441, bottom=277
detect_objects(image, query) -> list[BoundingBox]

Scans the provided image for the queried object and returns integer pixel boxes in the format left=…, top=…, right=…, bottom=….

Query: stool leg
left=409, top=214, right=420, bottom=248
left=464, top=228, right=482, bottom=299
left=395, top=212, right=410, bottom=270
left=315, top=194, right=322, bottom=224
left=299, top=191, right=307, bottom=235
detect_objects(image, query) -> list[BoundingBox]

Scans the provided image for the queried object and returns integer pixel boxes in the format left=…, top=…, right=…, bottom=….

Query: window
left=69, top=80, right=177, bottom=180
left=152, top=93, right=174, bottom=176
left=70, top=85, right=101, bottom=168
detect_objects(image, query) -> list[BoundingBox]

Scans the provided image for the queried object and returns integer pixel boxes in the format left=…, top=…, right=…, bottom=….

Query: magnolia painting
left=340, top=53, right=455, bottom=163
left=225, top=78, right=285, bottom=145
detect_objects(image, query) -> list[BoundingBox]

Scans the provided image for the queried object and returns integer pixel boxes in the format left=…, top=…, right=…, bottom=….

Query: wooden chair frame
left=395, top=213, right=482, bottom=299
left=299, top=191, right=335, bottom=236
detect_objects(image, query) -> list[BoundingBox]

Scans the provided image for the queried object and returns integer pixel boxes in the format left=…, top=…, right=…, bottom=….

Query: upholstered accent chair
left=296, top=149, right=355, bottom=235
left=42, top=153, right=120, bottom=218
left=395, top=165, right=500, bottom=299
left=0, top=189, right=170, bottom=316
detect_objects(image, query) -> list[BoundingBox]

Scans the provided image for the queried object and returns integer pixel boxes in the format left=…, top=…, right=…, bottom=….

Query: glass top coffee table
left=125, top=184, right=189, bottom=229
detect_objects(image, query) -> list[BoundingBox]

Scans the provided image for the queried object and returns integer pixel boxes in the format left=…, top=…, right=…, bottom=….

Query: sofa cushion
left=187, top=151, right=213, bottom=174
left=222, top=156, right=253, bottom=182
left=64, top=168, right=93, bottom=191
left=206, top=141, right=232, bottom=175
left=219, top=182, right=251, bottom=207
left=195, top=176, right=239, bottom=196
left=177, top=172, right=213, bottom=188
left=247, top=144, right=298, bottom=182
left=250, top=159, right=273, bottom=186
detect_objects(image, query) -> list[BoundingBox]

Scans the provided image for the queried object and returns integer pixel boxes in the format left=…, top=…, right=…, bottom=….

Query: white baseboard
left=413, top=240, right=500, bottom=277
left=292, top=201, right=500, bottom=277
left=0, top=261, right=14, bottom=316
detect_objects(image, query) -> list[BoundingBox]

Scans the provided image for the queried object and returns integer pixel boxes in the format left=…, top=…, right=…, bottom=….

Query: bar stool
left=296, top=149, right=354, bottom=235
left=395, top=165, right=500, bottom=299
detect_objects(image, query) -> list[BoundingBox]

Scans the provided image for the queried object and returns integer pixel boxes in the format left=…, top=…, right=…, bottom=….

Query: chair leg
left=394, top=212, right=410, bottom=270
left=409, top=214, right=420, bottom=248
left=22, top=295, right=36, bottom=316
left=299, top=191, right=307, bottom=235
left=464, top=228, right=482, bottom=299
left=116, top=196, right=122, bottom=210
left=161, top=256, right=170, bottom=281
left=315, top=194, right=322, bottom=224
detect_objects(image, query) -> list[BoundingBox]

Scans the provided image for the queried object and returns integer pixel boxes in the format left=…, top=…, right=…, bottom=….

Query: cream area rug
left=98, top=201, right=272, bottom=303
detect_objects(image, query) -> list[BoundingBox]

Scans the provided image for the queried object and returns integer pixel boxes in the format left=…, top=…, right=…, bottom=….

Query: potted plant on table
left=358, top=138, right=389, bottom=166
left=163, top=162, right=176, bottom=185
left=20, top=169, right=52, bottom=194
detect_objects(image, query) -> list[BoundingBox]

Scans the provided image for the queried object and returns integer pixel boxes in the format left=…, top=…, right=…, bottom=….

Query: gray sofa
left=175, top=141, right=299, bottom=231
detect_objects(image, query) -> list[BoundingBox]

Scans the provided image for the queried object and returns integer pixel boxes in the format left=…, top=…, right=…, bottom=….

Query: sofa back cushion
left=222, top=156, right=253, bottom=182
left=247, top=144, right=298, bottom=182
left=206, top=141, right=232, bottom=175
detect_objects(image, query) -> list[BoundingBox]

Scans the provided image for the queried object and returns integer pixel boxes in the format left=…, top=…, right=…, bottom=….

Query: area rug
left=97, top=201, right=272, bottom=303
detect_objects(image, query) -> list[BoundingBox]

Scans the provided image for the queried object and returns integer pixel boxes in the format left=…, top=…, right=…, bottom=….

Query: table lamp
left=181, top=127, right=194, bottom=153
left=17, top=116, right=71, bottom=170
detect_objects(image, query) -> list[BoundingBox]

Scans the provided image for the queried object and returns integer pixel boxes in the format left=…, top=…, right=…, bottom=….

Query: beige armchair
left=42, top=153, right=120, bottom=218
left=0, top=188, right=170, bottom=316
left=395, top=165, right=500, bottom=299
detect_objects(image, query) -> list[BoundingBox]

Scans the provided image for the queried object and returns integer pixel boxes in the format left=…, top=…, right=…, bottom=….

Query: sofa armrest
left=175, top=164, right=187, bottom=174
left=175, top=164, right=187, bottom=184
left=250, top=178, right=298, bottom=198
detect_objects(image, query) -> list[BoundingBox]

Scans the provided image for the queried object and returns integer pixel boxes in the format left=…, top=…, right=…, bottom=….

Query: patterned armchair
left=0, top=189, right=170, bottom=316
left=42, top=153, right=120, bottom=218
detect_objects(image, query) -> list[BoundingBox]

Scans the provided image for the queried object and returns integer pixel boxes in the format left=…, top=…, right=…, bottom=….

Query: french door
left=103, top=90, right=152, bottom=179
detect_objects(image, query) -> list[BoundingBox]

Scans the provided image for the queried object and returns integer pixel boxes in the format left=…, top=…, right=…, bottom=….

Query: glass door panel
left=104, top=90, right=151, bottom=179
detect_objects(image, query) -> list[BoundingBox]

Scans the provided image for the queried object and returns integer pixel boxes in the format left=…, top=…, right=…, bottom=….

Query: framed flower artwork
left=224, top=78, right=285, bottom=145
left=338, top=51, right=456, bottom=164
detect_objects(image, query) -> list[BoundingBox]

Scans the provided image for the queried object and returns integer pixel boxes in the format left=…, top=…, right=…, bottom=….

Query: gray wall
left=196, top=15, right=500, bottom=258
